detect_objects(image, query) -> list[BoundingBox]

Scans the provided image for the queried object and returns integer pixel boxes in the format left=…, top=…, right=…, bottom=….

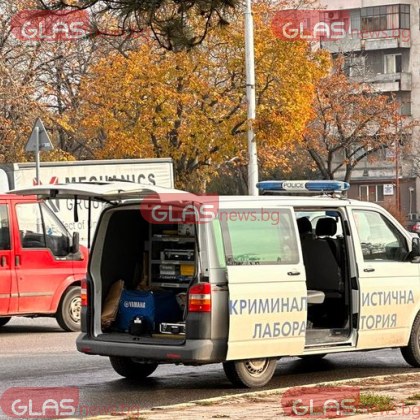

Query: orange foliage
left=303, top=56, right=418, bottom=182
left=71, top=3, right=329, bottom=189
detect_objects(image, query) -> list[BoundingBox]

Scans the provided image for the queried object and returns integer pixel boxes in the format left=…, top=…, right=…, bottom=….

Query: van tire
left=223, top=358, right=277, bottom=388
left=0, top=317, right=11, bottom=327
left=109, top=357, right=158, bottom=379
left=56, top=286, right=81, bottom=332
left=401, top=312, right=420, bottom=367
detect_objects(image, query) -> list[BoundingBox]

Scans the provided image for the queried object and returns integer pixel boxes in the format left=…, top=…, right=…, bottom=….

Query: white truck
left=0, top=158, right=174, bottom=244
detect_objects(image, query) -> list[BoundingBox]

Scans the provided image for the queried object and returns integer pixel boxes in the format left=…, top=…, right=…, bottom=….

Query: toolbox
left=159, top=322, right=186, bottom=335
left=164, top=249, right=195, bottom=261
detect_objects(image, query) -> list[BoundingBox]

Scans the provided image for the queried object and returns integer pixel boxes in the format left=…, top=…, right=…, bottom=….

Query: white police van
left=11, top=180, right=420, bottom=388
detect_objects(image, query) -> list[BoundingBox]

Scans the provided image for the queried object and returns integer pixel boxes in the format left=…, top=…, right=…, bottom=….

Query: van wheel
left=109, top=356, right=158, bottom=379
left=223, top=358, right=277, bottom=388
left=56, top=286, right=81, bottom=332
left=0, top=317, right=11, bottom=327
left=401, top=312, right=420, bottom=367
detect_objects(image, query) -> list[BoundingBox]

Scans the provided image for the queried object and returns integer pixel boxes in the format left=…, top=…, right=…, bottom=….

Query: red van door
left=13, top=201, right=74, bottom=314
left=0, top=202, right=13, bottom=315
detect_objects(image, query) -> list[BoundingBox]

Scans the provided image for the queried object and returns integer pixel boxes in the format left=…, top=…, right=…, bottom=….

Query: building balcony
left=352, top=72, right=412, bottom=92
left=321, top=29, right=411, bottom=53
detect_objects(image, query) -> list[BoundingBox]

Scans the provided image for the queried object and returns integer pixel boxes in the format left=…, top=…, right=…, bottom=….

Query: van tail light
left=81, top=279, right=88, bottom=307
left=188, top=283, right=211, bottom=312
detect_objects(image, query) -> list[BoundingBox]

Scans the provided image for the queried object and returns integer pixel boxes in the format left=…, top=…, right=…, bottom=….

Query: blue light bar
left=257, top=180, right=350, bottom=193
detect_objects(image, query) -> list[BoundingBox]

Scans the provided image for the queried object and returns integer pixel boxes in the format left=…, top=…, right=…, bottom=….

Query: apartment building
left=319, top=0, right=420, bottom=219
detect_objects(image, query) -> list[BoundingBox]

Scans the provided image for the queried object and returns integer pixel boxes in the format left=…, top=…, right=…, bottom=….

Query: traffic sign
left=25, top=118, right=53, bottom=152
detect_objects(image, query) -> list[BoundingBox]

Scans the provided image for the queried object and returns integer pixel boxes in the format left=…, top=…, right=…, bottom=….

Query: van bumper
left=76, top=334, right=227, bottom=364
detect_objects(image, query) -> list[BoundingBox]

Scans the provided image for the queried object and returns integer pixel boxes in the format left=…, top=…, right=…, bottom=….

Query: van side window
left=219, top=209, right=298, bottom=265
left=16, top=203, right=46, bottom=248
left=353, top=210, right=409, bottom=261
left=0, top=205, right=10, bottom=250
left=211, top=220, right=227, bottom=268
left=41, top=204, right=71, bottom=257
left=16, top=203, right=70, bottom=257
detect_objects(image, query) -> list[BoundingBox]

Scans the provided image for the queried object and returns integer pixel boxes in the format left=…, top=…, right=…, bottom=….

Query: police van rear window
left=218, top=208, right=299, bottom=265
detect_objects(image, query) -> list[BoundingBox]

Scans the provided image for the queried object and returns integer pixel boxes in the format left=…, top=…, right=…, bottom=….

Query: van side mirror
left=71, top=232, right=80, bottom=254
left=410, top=236, right=420, bottom=261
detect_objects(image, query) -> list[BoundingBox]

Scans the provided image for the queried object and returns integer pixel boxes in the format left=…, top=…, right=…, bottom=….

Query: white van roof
left=9, top=181, right=384, bottom=212
left=9, top=181, right=186, bottom=202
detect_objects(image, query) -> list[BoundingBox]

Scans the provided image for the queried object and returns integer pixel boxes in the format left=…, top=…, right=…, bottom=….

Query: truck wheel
left=0, top=317, right=11, bottom=327
left=109, top=356, right=158, bottom=379
left=56, top=286, right=81, bottom=332
left=401, top=312, right=420, bottom=367
left=223, top=358, right=277, bottom=388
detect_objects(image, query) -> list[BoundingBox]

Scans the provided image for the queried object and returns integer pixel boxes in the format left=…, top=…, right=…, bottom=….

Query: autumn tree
left=0, top=0, right=45, bottom=162
left=303, top=57, right=416, bottom=182
left=69, top=3, right=328, bottom=190
left=37, top=36, right=143, bottom=159
left=37, top=0, right=240, bottom=50
left=0, top=0, right=145, bottom=162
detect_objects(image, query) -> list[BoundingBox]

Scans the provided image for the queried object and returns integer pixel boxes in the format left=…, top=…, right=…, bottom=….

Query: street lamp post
left=244, top=0, right=259, bottom=196
left=395, top=139, right=400, bottom=211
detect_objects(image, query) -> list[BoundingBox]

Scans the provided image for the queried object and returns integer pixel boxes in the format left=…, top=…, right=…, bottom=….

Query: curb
left=82, top=371, right=420, bottom=419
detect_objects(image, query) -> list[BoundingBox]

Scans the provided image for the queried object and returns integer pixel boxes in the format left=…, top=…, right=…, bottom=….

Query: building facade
left=319, top=0, right=420, bottom=221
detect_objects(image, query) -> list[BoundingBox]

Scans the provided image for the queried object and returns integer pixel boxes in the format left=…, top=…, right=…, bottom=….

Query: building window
left=359, top=185, right=385, bottom=202
left=384, top=54, right=402, bottom=73
left=361, top=4, right=410, bottom=32
left=347, top=55, right=366, bottom=77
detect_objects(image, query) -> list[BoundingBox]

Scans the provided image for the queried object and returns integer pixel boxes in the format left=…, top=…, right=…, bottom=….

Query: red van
left=0, top=194, right=88, bottom=331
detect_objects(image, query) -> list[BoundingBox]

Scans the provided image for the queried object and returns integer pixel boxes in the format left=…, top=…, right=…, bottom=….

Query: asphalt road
left=0, top=318, right=419, bottom=418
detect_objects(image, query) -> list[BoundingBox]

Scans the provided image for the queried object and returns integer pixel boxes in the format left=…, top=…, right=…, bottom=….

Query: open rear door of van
left=10, top=182, right=189, bottom=247
left=9, top=181, right=186, bottom=203
left=218, top=205, right=307, bottom=361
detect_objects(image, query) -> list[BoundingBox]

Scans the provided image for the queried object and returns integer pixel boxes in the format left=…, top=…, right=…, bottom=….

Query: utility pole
left=395, top=139, right=400, bottom=211
left=244, top=0, right=258, bottom=195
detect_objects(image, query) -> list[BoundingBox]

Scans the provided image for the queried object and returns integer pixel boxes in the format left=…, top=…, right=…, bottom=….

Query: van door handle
left=287, top=270, right=301, bottom=276
left=0, top=256, right=6, bottom=267
left=15, top=255, right=21, bottom=266
left=364, top=267, right=375, bottom=273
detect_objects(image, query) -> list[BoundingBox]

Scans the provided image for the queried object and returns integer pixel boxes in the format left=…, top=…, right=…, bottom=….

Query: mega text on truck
left=0, top=194, right=88, bottom=331
left=11, top=180, right=420, bottom=387
left=0, top=158, right=174, bottom=244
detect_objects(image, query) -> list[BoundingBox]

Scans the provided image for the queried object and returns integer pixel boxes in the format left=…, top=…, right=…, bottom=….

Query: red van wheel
left=56, top=286, right=81, bottom=332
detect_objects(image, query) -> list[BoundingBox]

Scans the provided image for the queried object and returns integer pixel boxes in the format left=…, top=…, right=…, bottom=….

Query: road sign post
left=25, top=118, right=54, bottom=185
left=35, top=126, right=40, bottom=185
